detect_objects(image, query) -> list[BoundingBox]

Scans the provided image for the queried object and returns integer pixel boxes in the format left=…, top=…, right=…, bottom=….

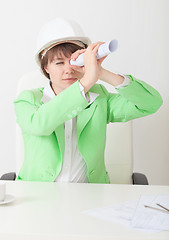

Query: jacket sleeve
left=14, top=81, right=89, bottom=136
left=100, top=75, right=163, bottom=123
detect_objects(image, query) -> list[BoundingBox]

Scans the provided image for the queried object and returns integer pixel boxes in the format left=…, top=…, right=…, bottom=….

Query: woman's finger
left=71, top=65, right=85, bottom=74
left=71, top=49, right=86, bottom=60
left=97, top=55, right=107, bottom=65
left=88, top=42, right=105, bottom=51
left=92, top=43, right=103, bottom=54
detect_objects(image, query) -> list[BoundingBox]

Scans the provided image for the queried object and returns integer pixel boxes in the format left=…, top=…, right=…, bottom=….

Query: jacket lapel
left=41, top=83, right=99, bottom=154
left=41, top=83, right=65, bottom=159
left=77, top=101, right=97, bottom=141
left=54, top=124, right=65, bottom=160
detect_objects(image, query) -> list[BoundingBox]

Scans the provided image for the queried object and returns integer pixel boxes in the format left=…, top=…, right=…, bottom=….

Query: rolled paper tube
left=70, top=39, right=118, bottom=66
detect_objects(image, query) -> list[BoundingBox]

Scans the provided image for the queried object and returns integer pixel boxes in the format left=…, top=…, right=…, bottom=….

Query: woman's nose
left=64, top=62, right=74, bottom=73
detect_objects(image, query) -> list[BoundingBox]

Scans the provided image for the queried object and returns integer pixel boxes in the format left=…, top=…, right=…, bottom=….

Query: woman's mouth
left=63, top=78, right=77, bottom=81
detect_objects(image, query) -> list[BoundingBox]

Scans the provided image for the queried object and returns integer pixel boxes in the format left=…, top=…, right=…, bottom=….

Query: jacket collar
left=41, top=81, right=99, bottom=105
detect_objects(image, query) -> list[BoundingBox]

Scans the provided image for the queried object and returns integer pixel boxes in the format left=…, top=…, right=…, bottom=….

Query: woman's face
left=45, top=52, right=84, bottom=95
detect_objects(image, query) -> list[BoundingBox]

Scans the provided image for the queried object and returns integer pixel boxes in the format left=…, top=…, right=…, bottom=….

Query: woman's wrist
left=79, top=77, right=93, bottom=94
left=99, top=68, right=124, bottom=86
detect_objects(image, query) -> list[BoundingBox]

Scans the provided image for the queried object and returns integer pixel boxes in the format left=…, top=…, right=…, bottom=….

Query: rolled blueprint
left=70, top=39, right=118, bottom=66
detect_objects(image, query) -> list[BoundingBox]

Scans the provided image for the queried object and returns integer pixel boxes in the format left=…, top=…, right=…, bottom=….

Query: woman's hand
left=71, top=42, right=107, bottom=93
left=70, top=48, right=86, bottom=75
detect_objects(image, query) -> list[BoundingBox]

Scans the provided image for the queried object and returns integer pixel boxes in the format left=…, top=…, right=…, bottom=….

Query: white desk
left=0, top=181, right=169, bottom=240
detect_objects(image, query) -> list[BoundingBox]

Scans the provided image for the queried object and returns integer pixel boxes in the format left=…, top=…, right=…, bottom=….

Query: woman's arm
left=14, top=81, right=89, bottom=136
left=99, top=67, right=125, bottom=86
left=100, top=75, right=163, bottom=123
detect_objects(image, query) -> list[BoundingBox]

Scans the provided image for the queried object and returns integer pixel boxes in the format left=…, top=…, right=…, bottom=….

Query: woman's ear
left=44, top=65, right=49, bottom=74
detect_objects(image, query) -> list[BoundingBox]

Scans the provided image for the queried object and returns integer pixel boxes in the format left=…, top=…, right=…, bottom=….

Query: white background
left=0, top=0, right=168, bottom=185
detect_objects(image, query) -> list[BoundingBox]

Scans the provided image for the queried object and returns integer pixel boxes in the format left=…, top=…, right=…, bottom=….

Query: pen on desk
left=156, top=203, right=169, bottom=212
left=144, top=205, right=169, bottom=214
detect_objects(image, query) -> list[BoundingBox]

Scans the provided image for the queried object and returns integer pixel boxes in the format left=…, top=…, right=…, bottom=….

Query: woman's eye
left=56, top=62, right=64, bottom=65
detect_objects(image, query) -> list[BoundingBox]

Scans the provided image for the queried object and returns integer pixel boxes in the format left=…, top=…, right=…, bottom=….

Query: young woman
left=14, top=18, right=162, bottom=183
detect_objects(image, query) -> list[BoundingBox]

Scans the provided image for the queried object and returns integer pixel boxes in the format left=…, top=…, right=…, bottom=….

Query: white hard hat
left=35, top=18, right=91, bottom=66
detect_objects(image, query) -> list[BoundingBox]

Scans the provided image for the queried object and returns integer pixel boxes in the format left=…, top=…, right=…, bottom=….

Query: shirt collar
left=41, top=81, right=99, bottom=105
left=41, top=81, right=55, bottom=103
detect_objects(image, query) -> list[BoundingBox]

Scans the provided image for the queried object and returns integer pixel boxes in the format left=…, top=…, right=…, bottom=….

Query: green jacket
left=14, top=75, right=162, bottom=183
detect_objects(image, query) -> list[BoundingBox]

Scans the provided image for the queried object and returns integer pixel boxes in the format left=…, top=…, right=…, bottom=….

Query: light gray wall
left=0, top=0, right=168, bottom=185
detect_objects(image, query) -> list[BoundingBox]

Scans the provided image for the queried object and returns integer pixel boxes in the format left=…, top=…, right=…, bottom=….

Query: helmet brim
left=35, top=36, right=91, bottom=66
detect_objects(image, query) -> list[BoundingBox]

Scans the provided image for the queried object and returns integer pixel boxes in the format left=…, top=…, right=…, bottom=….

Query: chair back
left=105, top=122, right=133, bottom=184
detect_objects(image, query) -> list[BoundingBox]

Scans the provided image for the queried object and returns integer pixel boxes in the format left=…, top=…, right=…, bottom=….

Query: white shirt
left=41, top=75, right=130, bottom=183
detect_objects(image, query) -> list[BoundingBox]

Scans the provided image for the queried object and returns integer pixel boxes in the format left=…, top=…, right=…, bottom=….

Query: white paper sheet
left=83, top=194, right=169, bottom=233
left=83, top=200, right=159, bottom=233
left=131, top=194, right=169, bottom=231
left=83, top=201, right=137, bottom=226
